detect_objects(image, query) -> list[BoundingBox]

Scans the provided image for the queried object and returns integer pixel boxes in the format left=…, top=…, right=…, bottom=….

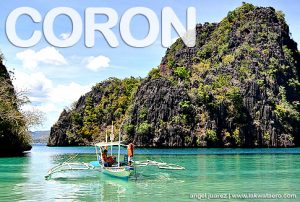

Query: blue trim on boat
left=89, top=161, right=101, bottom=167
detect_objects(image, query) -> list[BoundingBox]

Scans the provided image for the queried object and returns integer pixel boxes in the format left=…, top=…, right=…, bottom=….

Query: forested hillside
left=49, top=4, right=300, bottom=148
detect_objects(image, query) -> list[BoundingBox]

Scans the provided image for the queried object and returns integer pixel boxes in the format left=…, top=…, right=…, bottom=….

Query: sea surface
left=0, top=145, right=300, bottom=202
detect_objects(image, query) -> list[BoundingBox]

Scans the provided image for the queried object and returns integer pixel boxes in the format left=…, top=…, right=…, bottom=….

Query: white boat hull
left=102, top=166, right=133, bottom=178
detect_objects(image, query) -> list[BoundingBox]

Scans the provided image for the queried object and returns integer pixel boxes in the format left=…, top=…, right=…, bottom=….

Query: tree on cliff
left=49, top=3, right=300, bottom=148
left=0, top=53, right=44, bottom=156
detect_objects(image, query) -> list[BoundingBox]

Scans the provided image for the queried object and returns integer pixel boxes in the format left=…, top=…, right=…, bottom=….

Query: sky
left=0, top=0, right=299, bottom=131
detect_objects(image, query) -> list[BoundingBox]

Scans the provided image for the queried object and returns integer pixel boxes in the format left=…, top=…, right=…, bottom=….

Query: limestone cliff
left=48, top=77, right=141, bottom=146
left=49, top=4, right=300, bottom=147
left=0, top=54, right=31, bottom=155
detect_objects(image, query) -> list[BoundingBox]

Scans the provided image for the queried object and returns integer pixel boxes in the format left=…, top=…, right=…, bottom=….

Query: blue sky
left=0, top=0, right=299, bottom=131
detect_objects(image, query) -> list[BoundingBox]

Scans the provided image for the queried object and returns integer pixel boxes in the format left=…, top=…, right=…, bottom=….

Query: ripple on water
left=0, top=146, right=299, bottom=201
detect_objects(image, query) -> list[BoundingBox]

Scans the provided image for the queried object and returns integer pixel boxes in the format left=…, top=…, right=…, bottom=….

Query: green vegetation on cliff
left=0, top=54, right=31, bottom=155
left=48, top=77, right=141, bottom=146
left=157, top=3, right=300, bottom=147
left=49, top=3, right=300, bottom=148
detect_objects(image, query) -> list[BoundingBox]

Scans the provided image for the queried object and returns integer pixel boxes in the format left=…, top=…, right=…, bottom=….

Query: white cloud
left=12, top=70, right=92, bottom=129
left=16, top=47, right=68, bottom=70
left=13, top=70, right=91, bottom=105
left=35, top=103, right=57, bottom=113
left=48, top=82, right=91, bottom=104
left=60, top=33, right=71, bottom=40
left=13, top=71, right=53, bottom=102
left=85, top=55, right=110, bottom=71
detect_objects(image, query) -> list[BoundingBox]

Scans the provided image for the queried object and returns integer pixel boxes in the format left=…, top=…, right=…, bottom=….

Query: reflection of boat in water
left=45, top=123, right=185, bottom=180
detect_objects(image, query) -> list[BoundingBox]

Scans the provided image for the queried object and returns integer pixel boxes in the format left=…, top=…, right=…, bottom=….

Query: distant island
left=46, top=3, right=298, bottom=148
left=31, top=131, right=50, bottom=144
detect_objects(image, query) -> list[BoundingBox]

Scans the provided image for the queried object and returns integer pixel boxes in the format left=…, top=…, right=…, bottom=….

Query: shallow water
left=0, top=145, right=299, bottom=201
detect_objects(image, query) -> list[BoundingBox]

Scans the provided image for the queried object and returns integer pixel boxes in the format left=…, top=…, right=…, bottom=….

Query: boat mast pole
left=117, top=124, right=121, bottom=167
left=117, top=121, right=124, bottom=167
left=111, top=122, right=113, bottom=156
left=106, top=130, right=108, bottom=143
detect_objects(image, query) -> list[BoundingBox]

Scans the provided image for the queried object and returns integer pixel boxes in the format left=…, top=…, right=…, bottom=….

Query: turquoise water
left=0, top=145, right=300, bottom=201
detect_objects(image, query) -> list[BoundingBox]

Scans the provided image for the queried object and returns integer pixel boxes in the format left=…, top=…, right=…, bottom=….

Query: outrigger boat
left=45, top=124, right=185, bottom=180
left=45, top=142, right=185, bottom=180
left=92, top=141, right=134, bottom=178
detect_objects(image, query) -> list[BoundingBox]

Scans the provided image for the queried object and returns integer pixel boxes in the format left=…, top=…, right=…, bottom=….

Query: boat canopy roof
left=95, top=141, right=126, bottom=147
